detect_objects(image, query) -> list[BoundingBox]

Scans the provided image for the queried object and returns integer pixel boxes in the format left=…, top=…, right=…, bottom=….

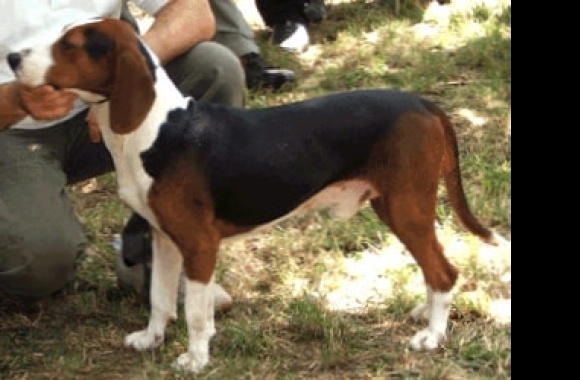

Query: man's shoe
left=113, top=213, right=152, bottom=300
left=241, top=53, right=296, bottom=90
left=304, top=0, right=327, bottom=24
left=271, top=21, right=310, bottom=52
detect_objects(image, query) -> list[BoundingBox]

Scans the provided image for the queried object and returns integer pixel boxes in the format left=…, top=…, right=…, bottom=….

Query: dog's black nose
left=7, top=52, right=22, bottom=71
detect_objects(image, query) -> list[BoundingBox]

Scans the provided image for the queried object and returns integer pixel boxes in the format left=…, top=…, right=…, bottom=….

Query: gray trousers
left=0, top=31, right=245, bottom=298
left=211, top=0, right=260, bottom=57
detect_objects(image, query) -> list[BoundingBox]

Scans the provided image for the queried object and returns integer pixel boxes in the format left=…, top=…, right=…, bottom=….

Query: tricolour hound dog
left=7, top=18, right=499, bottom=373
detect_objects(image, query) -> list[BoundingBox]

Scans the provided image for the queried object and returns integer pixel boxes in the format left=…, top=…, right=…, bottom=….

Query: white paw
left=410, top=303, right=430, bottom=321
left=409, top=328, right=445, bottom=351
left=173, top=352, right=208, bottom=373
left=124, top=329, right=164, bottom=351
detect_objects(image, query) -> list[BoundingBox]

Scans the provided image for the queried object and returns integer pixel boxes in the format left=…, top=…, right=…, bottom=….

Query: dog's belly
left=297, top=179, right=378, bottom=219
left=222, top=179, right=378, bottom=243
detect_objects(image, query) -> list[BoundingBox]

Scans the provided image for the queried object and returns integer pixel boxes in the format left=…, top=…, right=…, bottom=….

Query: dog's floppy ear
left=109, top=43, right=155, bottom=134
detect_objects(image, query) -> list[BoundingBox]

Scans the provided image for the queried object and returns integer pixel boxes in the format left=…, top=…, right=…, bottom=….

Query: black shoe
left=271, top=21, right=310, bottom=52
left=120, top=213, right=152, bottom=267
left=241, top=53, right=296, bottom=90
left=304, top=0, right=327, bottom=24
left=114, top=213, right=152, bottom=300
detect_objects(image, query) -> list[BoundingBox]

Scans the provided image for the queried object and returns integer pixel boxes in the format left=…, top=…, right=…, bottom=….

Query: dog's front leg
left=124, top=230, right=181, bottom=350
left=173, top=275, right=215, bottom=372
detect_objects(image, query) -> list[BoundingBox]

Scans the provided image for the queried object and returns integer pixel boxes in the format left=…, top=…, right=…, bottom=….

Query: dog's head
left=7, top=18, right=156, bottom=134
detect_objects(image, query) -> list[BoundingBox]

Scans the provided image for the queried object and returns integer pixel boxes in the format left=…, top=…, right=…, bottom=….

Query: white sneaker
left=272, top=21, right=310, bottom=52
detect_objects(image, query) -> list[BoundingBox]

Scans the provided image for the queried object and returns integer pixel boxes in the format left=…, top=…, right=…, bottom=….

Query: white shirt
left=0, top=0, right=166, bottom=130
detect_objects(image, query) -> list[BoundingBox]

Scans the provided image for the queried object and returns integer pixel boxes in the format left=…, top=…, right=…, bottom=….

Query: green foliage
left=219, top=320, right=273, bottom=356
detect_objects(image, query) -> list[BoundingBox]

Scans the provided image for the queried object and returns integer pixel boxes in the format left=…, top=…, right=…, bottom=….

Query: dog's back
left=142, top=90, right=460, bottom=226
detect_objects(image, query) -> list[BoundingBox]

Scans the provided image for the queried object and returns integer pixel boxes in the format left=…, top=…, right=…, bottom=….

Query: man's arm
left=142, top=0, right=216, bottom=65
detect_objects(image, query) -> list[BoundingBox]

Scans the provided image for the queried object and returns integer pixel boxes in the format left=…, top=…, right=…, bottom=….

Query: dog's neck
left=91, top=65, right=190, bottom=156
left=89, top=64, right=190, bottom=223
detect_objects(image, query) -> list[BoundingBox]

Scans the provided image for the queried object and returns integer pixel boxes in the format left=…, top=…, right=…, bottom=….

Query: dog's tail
left=424, top=100, right=499, bottom=246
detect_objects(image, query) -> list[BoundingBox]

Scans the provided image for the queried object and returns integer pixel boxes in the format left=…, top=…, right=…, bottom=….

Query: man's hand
left=17, top=84, right=77, bottom=120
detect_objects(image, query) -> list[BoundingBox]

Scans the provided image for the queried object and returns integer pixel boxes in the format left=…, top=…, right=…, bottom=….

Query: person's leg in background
left=119, top=2, right=245, bottom=105
left=210, top=0, right=295, bottom=90
left=0, top=113, right=107, bottom=299
left=256, top=0, right=327, bottom=52
left=164, top=41, right=246, bottom=107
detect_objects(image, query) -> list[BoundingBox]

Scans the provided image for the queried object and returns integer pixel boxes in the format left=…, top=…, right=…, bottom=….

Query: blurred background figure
left=256, top=0, right=327, bottom=52
left=211, top=0, right=296, bottom=90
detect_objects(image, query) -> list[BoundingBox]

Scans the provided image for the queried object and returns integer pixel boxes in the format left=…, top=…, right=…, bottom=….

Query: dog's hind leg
left=124, top=230, right=182, bottom=350
left=369, top=113, right=458, bottom=351
left=372, top=194, right=456, bottom=350
left=408, top=286, right=453, bottom=350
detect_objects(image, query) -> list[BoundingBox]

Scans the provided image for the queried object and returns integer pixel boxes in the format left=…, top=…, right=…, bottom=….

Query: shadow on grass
left=1, top=281, right=511, bottom=378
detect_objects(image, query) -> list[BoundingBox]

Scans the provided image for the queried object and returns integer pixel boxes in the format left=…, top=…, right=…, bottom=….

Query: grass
left=0, top=0, right=511, bottom=378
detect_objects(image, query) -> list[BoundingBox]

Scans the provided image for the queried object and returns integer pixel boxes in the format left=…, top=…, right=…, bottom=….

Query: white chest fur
left=92, top=75, right=189, bottom=228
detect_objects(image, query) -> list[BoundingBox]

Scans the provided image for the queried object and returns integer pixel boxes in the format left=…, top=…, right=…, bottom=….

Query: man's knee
left=0, top=228, right=84, bottom=298
left=164, top=41, right=246, bottom=107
